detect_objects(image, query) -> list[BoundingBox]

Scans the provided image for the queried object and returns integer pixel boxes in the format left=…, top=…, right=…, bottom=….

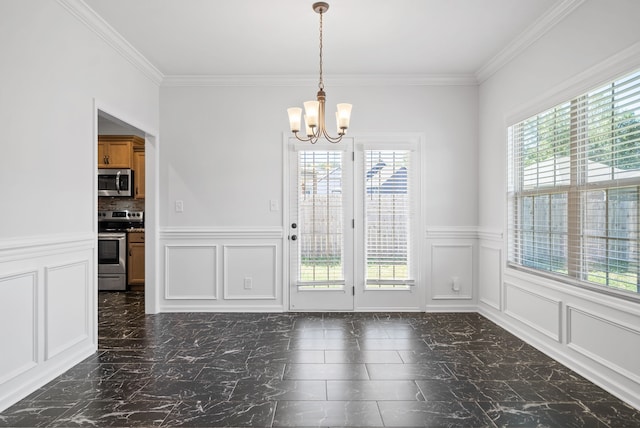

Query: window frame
left=507, top=69, right=640, bottom=302
left=363, top=147, right=415, bottom=290
left=356, top=141, right=420, bottom=293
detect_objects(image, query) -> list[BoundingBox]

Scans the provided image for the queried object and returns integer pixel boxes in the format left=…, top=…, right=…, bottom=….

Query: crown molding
left=59, top=0, right=580, bottom=88
left=475, top=0, right=585, bottom=83
left=161, top=73, right=478, bottom=88
left=56, top=0, right=164, bottom=85
left=506, top=40, right=640, bottom=126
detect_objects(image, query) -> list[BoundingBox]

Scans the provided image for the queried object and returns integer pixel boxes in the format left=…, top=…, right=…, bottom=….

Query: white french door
left=288, top=136, right=421, bottom=311
left=289, top=139, right=354, bottom=311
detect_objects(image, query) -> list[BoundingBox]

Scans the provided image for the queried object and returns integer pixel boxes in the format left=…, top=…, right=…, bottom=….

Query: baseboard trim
left=478, top=306, right=640, bottom=411
left=0, top=345, right=95, bottom=413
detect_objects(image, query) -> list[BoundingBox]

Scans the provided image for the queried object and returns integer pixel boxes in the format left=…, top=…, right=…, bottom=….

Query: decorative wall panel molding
left=160, top=228, right=283, bottom=309
left=425, top=226, right=478, bottom=240
left=504, top=281, right=562, bottom=342
left=567, top=305, right=640, bottom=385
left=478, top=245, right=502, bottom=311
left=0, top=236, right=96, bottom=413
left=0, top=232, right=94, bottom=263
left=161, top=227, right=283, bottom=239
left=477, top=228, right=504, bottom=242
left=44, top=261, right=89, bottom=360
left=0, top=271, right=38, bottom=384
left=223, top=245, right=278, bottom=300
left=165, top=245, right=218, bottom=300
left=430, top=244, right=474, bottom=300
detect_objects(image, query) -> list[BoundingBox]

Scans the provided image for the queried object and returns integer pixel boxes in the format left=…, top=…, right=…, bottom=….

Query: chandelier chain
left=318, top=9, right=324, bottom=91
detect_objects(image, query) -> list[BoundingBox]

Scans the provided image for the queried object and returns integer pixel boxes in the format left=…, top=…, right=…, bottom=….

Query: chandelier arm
left=321, top=128, right=344, bottom=144
left=293, top=127, right=322, bottom=144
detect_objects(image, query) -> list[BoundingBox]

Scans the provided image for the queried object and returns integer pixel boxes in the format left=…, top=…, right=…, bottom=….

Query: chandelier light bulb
left=303, top=101, right=320, bottom=127
left=287, top=107, right=302, bottom=133
left=336, top=103, right=352, bottom=130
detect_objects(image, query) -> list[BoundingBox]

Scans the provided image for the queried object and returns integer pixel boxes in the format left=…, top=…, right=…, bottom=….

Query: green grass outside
left=587, top=272, right=638, bottom=292
left=301, top=264, right=639, bottom=293
left=300, top=264, right=409, bottom=289
left=300, top=264, right=408, bottom=281
left=541, top=267, right=638, bottom=293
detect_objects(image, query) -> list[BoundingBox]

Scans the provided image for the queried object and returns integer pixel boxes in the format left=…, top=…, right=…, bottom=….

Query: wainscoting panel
left=165, top=245, right=218, bottom=300
left=430, top=244, right=473, bottom=300
left=0, top=234, right=96, bottom=412
left=223, top=245, right=277, bottom=300
left=44, top=261, right=89, bottom=360
left=504, top=281, right=562, bottom=342
left=478, top=244, right=502, bottom=311
left=160, top=227, right=284, bottom=311
left=0, top=271, right=37, bottom=385
left=567, top=305, right=640, bottom=385
left=482, top=267, right=640, bottom=409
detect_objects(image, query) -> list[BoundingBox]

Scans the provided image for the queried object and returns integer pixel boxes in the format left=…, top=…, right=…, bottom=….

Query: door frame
left=94, top=100, right=160, bottom=315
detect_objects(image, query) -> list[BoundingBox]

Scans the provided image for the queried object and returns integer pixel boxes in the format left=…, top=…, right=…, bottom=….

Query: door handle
left=291, top=223, right=297, bottom=229
left=291, top=235, right=297, bottom=241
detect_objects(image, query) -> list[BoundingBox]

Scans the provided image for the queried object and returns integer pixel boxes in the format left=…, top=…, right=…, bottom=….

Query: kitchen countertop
left=126, top=228, right=145, bottom=233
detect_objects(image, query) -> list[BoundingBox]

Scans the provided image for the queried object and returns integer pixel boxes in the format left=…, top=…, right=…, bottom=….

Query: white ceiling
left=84, top=0, right=560, bottom=79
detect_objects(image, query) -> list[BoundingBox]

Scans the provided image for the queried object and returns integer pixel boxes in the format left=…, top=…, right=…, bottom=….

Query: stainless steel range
left=98, top=210, right=144, bottom=291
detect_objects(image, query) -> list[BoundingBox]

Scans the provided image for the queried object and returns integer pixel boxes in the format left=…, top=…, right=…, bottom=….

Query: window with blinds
left=508, top=69, right=640, bottom=297
left=364, top=149, right=413, bottom=289
left=297, top=150, right=345, bottom=289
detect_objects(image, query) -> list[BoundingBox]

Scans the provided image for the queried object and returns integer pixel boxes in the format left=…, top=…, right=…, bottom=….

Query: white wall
left=0, top=0, right=159, bottom=411
left=478, top=0, right=640, bottom=409
left=159, top=82, right=478, bottom=311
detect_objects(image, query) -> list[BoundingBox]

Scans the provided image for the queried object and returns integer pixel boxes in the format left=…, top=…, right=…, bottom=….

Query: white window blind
left=297, top=150, right=345, bottom=289
left=364, top=149, right=413, bottom=289
left=508, top=69, right=640, bottom=297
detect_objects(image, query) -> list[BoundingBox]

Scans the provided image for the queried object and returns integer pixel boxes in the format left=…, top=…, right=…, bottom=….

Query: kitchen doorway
left=96, top=106, right=158, bottom=314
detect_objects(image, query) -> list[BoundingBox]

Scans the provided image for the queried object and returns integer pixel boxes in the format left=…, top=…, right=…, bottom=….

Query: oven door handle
left=115, top=170, right=121, bottom=194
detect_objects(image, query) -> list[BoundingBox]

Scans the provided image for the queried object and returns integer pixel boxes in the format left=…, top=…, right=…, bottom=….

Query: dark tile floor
left=1, top=292, right=638, bottom=427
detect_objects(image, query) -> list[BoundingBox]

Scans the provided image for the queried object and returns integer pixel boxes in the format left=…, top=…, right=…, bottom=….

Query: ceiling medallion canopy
left=287, top=2, right=352, bottom=144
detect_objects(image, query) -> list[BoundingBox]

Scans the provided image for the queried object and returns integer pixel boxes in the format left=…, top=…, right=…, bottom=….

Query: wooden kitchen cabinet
left=127, top=231, right=145, bottom=288
left=133, top=148, right=145, bottom=199
left=98, top=135, right=144, bottom=169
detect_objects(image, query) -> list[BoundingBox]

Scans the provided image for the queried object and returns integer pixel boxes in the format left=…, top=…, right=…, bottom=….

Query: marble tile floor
left=1, top=292, right=638, bottom=427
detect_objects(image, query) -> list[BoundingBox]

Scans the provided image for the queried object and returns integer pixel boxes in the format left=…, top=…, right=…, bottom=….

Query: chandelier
left=287, top=2, right=352, bottom=144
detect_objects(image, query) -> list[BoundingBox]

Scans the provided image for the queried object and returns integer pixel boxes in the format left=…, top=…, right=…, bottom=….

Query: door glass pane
left=297, top=151, right=344, bottom=289
left=364, top=150, right=411, bottom=289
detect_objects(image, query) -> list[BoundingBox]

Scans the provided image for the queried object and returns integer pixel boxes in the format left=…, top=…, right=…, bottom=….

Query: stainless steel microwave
left=98, top=169, right=133, bottom=197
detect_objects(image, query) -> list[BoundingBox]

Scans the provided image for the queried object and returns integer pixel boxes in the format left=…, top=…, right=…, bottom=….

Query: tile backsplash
left=98, top=197, right=145, bottom=212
